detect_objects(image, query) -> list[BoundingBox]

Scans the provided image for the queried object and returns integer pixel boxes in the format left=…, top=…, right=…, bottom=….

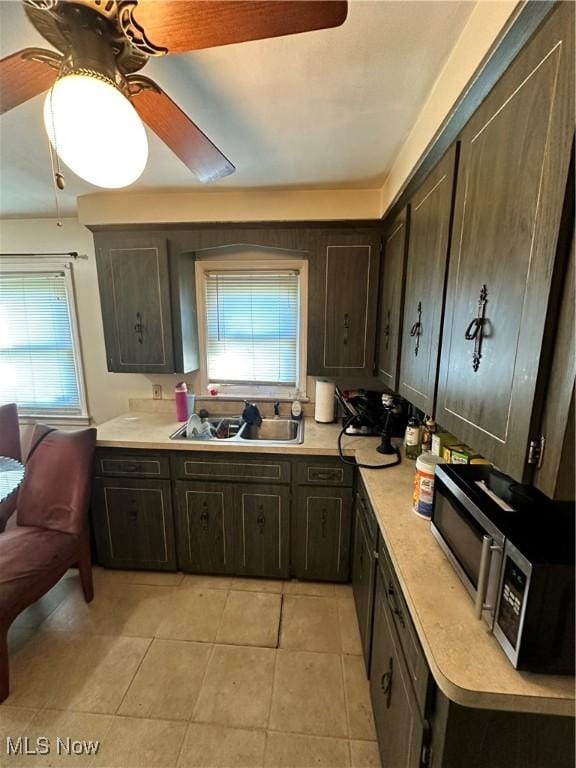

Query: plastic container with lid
left=175, top=382, right=189, bottom=422
left=413, top=453, right=445, bottom=519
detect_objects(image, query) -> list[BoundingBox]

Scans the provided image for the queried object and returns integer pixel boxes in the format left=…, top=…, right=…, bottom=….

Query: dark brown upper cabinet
left=436, top=3, right=574, bottom=481
left=307, top=229, right=381, bottom=377
left=398, top=146, right=458, bottom=415
left=95, top=234, right=175, bottom=373
left=376, top=208, right=409, bottom=391
left=94, top=231, right=200, bottom=374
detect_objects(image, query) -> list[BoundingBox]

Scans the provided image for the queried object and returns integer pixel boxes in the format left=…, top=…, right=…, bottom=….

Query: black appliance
left=432, top=464, right=574, bottom=673
left=335, top=387, right=408, bottom=438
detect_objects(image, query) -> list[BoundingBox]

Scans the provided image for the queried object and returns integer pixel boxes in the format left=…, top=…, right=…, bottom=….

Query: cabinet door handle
left=383, top=310, right=391, bottom=351
left=380, top=657, right=393, bottom=708
left=409, top=301, right=423, bottom=357
left=128, top=508, right=138, bottom=521
left=134, top=312, right=144, bottom=344
left=257, top=513, right=266, bottom=533
left=343, top=313, right=350, bottom=345
left=321, top=509, right=328, bottom=539
left=464, top=284, right=488, bottom=372
left=200, top=510, right=210, bottom=531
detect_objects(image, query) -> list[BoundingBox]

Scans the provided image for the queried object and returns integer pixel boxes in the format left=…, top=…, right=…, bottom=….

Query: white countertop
left=95, top=411, right=575, bottom=716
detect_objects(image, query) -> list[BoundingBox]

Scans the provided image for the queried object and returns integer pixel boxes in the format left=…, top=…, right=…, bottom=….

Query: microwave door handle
left=475, top=535, right=493, bottom=619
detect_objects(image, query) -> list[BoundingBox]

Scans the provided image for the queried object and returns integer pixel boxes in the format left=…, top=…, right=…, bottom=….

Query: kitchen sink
left=170, top=416, right=304, bottom=445
left=241, top=418, right=301, bottom=442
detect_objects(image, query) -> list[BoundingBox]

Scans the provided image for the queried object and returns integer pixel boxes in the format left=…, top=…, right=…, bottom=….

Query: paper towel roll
left=315, top=380, right=336, bottom=423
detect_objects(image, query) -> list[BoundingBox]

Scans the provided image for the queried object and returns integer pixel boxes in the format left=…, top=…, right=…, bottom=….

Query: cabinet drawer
left=378, top=539, right=429, bottom=712
left=172, top=454, right=291, bottom=483
left=295, top=459, right=354, bottom=487
left=357, top=478, right=378, bottom=543
left=96, top=452, right=170, bottom=478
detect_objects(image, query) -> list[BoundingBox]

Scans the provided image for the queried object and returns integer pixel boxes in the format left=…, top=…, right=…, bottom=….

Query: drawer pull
left=314, top=472, right=335, bottom=480
left=387, top=580, right=405, bottom=628
left=122, top=463, right=142, bottom=473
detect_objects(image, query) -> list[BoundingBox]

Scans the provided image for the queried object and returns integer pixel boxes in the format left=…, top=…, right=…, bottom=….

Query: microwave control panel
left=496, top=557, right=527, bottom=647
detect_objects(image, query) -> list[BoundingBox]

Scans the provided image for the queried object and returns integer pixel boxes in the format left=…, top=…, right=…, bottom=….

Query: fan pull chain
left=46, top=87, right=65, bottom=227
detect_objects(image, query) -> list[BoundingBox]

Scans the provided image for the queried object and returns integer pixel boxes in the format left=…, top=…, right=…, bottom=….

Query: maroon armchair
left=0, top=425, right=96, bottom=701
left=0, top=404, right=22, bottom=532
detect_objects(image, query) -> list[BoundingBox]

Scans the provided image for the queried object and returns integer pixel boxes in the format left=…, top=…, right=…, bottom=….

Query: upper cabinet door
left=398, top=146, right=457, bottom=415
left=377, top=209, right=408, bottom=391
left=307, top=230, right=381, bottom=377
left=95, top=235, right=175, bottom=373
left=436, top=4, right=574, bottom=480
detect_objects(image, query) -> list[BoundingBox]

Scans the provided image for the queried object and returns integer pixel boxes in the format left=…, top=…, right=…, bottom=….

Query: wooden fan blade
left=0, top=49, right=59, bottom=115
left=127, top=1, right=348, bottom=53
left=130, top=78, right=235, bottom=182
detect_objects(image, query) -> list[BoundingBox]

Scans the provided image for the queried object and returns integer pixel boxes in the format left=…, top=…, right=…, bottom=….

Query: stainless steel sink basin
left=241, top=419, right=301, bottom=442
left=170, top=417, right=243, bottom=441
left=170, top=416, right=304, bottom=445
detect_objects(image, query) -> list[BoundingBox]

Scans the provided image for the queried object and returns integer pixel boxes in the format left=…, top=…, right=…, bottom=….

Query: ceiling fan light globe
left=43, top=73, right=148, bottom=189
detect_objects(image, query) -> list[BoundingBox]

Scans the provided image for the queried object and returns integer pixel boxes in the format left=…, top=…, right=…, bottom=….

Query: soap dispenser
left=291, top=395, right=303, bottom=421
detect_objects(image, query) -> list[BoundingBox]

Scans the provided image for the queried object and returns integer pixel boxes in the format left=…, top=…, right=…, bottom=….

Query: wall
left=379, top=0, right=519, bottom=213
left=77, top=188, right=382, bottom=227
left=0, top=218, right=201, bottom=425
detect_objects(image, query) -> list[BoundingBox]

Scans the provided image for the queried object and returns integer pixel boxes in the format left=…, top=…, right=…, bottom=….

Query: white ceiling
left=0, top=0, right=475, bottom=218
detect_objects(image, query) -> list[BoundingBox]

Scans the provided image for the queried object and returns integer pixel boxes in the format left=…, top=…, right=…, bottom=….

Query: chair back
left=0, top=403, right=21, bottom=462
left=17, top=426, right=96, bottom=536
left=0, top=403, right=22, bottom=531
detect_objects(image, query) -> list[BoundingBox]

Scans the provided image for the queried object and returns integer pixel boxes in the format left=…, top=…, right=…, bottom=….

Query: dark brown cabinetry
left=92, top=476, right=177, bottom=570
left=398, top=147, right=457, bottom=415
left=92, top=449, right=356, bottom=581
left=174, top=480, right=235, bottom=574
left=292, top=486, right=352, bottom=582
left=235, top=484, right=290, bottom=578
left=307, top=229, right=381, bottom=377
left=377, top=209, right=409, bottom=390
left=436, top=4, right=574, bottom=480
left=292, top=458, right=354, bottom=582
left=351, top=479, right=378, bottom=673
left=94, top=235, right=176, bottom=373
left=371, top=569, right=429, bottom=768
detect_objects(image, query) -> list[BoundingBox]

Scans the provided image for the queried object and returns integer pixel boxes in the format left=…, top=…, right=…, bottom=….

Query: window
left=0, top=265, right=88, bottom=418
left=197, top=258, right=307, bottom=396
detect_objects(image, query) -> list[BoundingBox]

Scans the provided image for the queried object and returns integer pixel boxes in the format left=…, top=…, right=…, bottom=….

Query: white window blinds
left=204, top=270, right=300, bottom=385
left=0, top=270, right=85, bottom=416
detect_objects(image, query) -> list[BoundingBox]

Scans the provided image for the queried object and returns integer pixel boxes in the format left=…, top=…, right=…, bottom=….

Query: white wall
left=0, top=218, right=200, bottom=424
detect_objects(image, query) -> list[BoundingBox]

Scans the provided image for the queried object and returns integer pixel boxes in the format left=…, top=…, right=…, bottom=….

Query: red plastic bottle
left=175, top=382, right=189, bottom=422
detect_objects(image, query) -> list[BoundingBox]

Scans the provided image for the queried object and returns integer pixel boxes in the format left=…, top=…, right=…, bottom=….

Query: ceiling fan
left=0, top=0, right=348, bottom=188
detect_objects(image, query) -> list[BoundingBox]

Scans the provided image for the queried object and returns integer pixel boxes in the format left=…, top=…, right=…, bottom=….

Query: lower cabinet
left=174, top=480, right=235, bottom=574
left=292, top=486, right=352, bottom=582
left=352, top=486, right=378, bottom=672
left=92, top=450, right=354, bottom=581
left=174, top=480, right=290, bottom=578
left=236, top=483, right=291, bottom=579
left=371, top=569, right=429, bottom=768
left=92, top=477, right=177, bottom=570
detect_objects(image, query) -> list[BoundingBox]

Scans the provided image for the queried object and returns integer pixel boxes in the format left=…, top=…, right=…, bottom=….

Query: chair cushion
left=0, top=526, right=77, bottom=621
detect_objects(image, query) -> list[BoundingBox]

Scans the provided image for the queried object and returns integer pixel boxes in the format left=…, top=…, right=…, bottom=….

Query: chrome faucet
left=273, top=401, right=280, bottom=418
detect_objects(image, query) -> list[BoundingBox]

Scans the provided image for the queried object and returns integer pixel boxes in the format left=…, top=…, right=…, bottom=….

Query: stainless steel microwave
left=432, top=464, right=574, bottom=674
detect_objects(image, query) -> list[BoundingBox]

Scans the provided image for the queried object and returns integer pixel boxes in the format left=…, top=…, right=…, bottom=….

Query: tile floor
left=1, top=569, right=381, bottom=768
